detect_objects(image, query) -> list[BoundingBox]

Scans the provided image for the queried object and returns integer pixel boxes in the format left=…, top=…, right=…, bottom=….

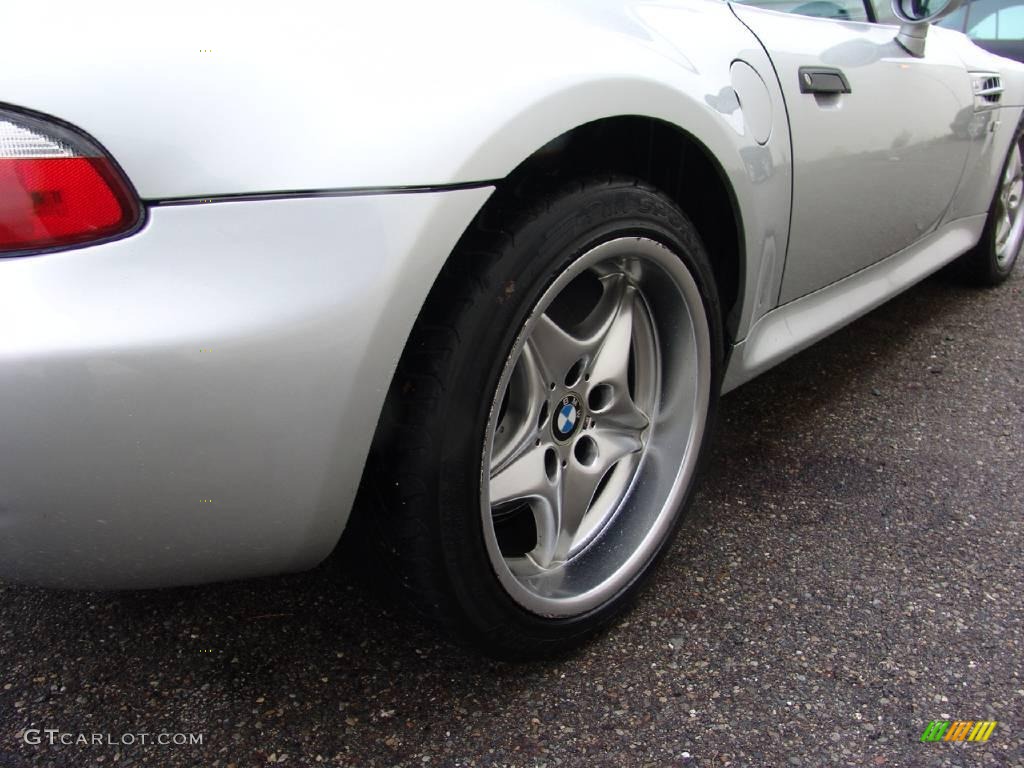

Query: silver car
left=0, top=0, right=1020, bottom=657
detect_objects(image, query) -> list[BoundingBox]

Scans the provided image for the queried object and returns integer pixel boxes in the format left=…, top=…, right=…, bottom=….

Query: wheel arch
left=482, top=115, right=746, bottom=346
left=363, top=105, right=751, bottom=468
left=361, top=109, right=748, bottom=482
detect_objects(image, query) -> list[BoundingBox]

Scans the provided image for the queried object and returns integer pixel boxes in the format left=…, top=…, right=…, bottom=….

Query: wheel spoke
left=551, top=460, right=608, bottom=563
left=996, top=211, right=1012, bottom=250
left=587, top=278, right=637, bottom=391
left=490, top=442, right=553, bottom=508
left=1008, top=179, right=1023, bottom=213
left=591, top=424, right=645, bottom=468
left=1005, top=145, right=1022, bottom=187
left=585, top=272, right=650, bottom=438
left=1002, top=145, right=1023, bottom=212
left=490, top=440, right=570, bottom=570
left=527, top=273, right=639, bottom=390
left=598, top=389, right=650, bottom=431
left=518, top=340, right=550, bottom=407
left=528, top=313, right=585, bottom=389
left=529, top=484, right=562, bottom=570
left=491, top=344, right=549, bottom=471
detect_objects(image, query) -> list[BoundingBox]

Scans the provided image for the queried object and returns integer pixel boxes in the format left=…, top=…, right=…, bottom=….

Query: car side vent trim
left=970, top=72, right=1003, bottom=110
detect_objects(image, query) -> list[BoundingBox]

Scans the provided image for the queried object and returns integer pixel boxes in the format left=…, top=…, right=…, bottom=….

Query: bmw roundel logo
left=552, top=394, right=583, bottom=441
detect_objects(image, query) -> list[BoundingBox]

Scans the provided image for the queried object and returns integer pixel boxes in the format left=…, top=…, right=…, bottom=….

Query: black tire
left=367, top=177, right=723, bottom=659
left=959, top=122, right=1024, bottom=287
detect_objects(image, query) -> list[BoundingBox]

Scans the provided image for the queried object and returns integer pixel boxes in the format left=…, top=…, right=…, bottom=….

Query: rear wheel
left=370, top=178, right=722, bottom=659
left=960, top=124, right=1024, bottom=286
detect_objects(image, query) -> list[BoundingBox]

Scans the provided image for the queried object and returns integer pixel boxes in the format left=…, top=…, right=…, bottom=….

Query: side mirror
left=891, top=0, right=965, bottom=57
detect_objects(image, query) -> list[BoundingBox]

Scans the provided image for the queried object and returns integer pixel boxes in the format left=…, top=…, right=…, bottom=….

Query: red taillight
left=0, top=108, right=141, bottom=255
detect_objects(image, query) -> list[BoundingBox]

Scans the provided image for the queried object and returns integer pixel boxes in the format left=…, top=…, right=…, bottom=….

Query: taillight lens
left=0, top=108, right=141, bottom=255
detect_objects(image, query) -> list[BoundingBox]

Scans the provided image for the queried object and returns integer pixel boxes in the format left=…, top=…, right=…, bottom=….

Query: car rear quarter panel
left=0, top=0, right=792, bottom=585
left=0, top=191, right=490, bottom=587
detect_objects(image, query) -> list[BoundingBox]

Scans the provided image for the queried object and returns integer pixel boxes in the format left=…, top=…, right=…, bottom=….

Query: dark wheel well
left=485, top=116, right=745, bottom=343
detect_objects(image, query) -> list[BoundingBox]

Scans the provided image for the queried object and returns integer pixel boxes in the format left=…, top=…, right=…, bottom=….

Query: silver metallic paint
left=0, top=190, right=491, bottom=587
left=723, top=213, right=987, bottom=392
left=1, top=0, right=794, bottom=345
left=1, top=0, right=1022, bottom=587
left=733, top=7, right=976, bottom=302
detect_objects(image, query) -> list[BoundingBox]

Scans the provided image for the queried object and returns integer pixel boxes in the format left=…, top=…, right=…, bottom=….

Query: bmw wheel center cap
left=553, top=394, right=584, bottom=442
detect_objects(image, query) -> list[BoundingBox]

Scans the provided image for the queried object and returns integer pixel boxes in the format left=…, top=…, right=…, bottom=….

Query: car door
left=731, top=1, right=975, bottom=302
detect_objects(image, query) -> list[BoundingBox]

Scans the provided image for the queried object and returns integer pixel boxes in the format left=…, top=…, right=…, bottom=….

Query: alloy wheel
left=995, top=137, right=1024, bottom=268
left=481, top=236, right=712, bottom=618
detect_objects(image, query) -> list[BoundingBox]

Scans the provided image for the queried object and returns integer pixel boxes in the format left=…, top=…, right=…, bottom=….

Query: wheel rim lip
left=479, top=236, right=712, bottom=618
left=995, top=141, right=1024, bottom=268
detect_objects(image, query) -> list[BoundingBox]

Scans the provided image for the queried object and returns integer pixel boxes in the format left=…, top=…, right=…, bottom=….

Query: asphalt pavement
left=1, top=265, right=1022, bottom=767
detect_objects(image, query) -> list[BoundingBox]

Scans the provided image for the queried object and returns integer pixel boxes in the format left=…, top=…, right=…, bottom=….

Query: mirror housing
left=891, top=0, right=966, bottom=57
